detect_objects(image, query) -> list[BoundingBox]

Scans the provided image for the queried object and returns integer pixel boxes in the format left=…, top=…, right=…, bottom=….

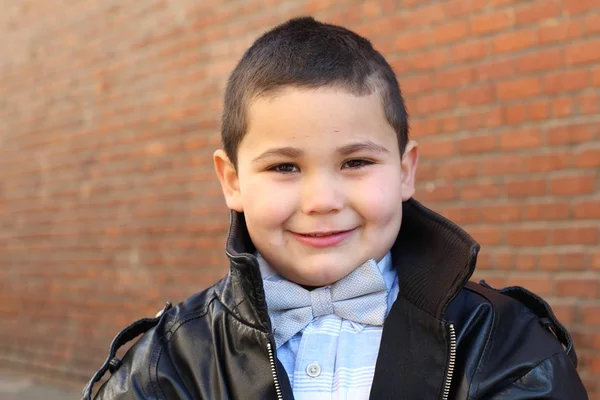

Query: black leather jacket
left=83, top=199, right=588, bottom=399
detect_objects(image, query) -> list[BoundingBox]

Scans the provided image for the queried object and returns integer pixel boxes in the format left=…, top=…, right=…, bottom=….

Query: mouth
left=290, top=228, right=356, bottom=248
left=297, top=230, right=349, bottom=237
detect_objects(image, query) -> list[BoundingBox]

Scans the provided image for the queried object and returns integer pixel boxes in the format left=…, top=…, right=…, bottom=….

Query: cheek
left=353, top=171, right=403, bottom=223
left=241, top=177, right=297, bottom=228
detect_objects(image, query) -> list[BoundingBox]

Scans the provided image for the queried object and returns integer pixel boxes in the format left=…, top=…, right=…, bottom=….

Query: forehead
left=241, top=87, right=397, bottom=152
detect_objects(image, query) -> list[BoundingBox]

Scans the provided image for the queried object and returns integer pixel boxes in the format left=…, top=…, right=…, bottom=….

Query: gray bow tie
left=261, top=259, right=388, bottom=348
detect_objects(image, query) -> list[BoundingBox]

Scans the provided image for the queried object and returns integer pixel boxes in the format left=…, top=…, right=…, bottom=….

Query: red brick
left=471, top=10, right=512, bottom=35
left=594, top=67, right=600, bottom=86
left=523, top=201, right=571, bottom=221
left=578, top=92, right=600, bottom=115
left=437, top=115, right=461, bottom=133
left=456, top=135, right=497, bottom=154
left=550, top=174, right=596, bottom=196
left=439, top=159, right=480, bottom=180
left=436, top=66, right=474, bottom=89
left=393, top=30, right=431, bottom=52
left=483, top=154, right=526, bottom=176
left=582, top=304, right=600, bottom=325
left=360, top=0, right=382, bottom=18
left=475, top=252, right=495, bottom=271
left=480, top=204, right=521, bottom=222
left=504, top=104, right=527, bottom=125
left=381, top=0, right=399, bottom=13
left=556, top=278, right=599, bottom=298
left=548, top=123, right=596, bottom=145
left=549, top=304, right=576, bottom=324
left=538, top=20, right=582, bottom=45
left=551, top=97, right=575, bottom=118
left=494, top=252, right=516, bottom=270
left=493, top=29, right=537, bottom=53
left=410, top=118, right=438, bottom=138
left=443, top=0, right=485, bottom=18
left=403, top=2, right=446, bottom=28
left=474, top=59, right=515, bottom=81
left=566, top=39, right=600, bottom=66
left=563, top=0, right=600, bottom=15
left=456, top=84, right=495, bottom=106
left=574, top=199, right=600, bottom=219
left=418, top=183, right=458, bottom=202
left=433, top=20, right=470, bottom=45
left=411, top=49, right=448, bottom=70
left=515, top=253, right=537, bottom=270
left=401, top=74, right=437, bottom=96
left=505, top=178, right=547, bottom=197
left=516, top=48, right=564, bottom=73
left=538, top=252, right=563, bottom=271
left=417, top=162, right=438, bottom=181
left=585, top=13, right=600, bottom=35
left=525, top=151, right=571, bottom=172
left=515, top=0, right=560, bottom=24
left=499, top=128, right=543, bottom=150
left=489, top=0, right=528, bottom=6
left=479, top=108, right=503, bottom=129
left=450, top=40, right=489, bottom=63
left=469, top=226, right=503, bottom=245
left=506, top=227, right=548, bottom=246
left=528, top=101, right=549, bottom=121
left=462, top=181, right=503, bottom=200
left=327, top=7, right=364, bottom=26
left=439, top=205, right=480, bottom=224
left=506, top=274, right=554, bottom=296
left=496, top=77, right=540, bottom=100
left=550, top=227, right=598, bottom=245
left=420, top=137, right=455, bottom=158
left=413, top=92, right=452, bottom=114
left=575, top=147, right=600, bottom=168
left=592, top=251, right=600, bottom=270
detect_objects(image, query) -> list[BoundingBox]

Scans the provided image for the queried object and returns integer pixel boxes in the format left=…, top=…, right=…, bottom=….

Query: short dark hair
left=221, top=16, right=409, bottom=167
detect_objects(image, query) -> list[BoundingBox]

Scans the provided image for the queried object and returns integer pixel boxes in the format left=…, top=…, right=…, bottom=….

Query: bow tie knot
left=260, top=258, right=389, bottom=348
left=311, top=287, right=334, bottom=317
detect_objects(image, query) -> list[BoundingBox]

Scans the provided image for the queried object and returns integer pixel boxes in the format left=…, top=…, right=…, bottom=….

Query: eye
left=342, top=159, right=374, bottom=169
left=269, top=163, right=299, bottom=174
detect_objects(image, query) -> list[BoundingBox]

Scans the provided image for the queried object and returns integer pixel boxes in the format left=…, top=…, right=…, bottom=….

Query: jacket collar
left=222, top=198, right=480, bottom=331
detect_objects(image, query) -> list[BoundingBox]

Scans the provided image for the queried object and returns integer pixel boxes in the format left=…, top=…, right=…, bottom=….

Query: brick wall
left=1, top=0, right=598, bottom=397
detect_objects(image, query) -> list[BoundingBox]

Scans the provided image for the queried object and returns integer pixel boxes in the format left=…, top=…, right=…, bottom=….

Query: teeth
left=305, top=232, right=336, bottom=237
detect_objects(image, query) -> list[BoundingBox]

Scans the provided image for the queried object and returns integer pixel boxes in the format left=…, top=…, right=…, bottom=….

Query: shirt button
left=306, top=362, right=321, bottom=378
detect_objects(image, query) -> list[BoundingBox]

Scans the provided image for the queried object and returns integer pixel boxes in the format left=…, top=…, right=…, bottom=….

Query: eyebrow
left=252, top=140, right=389, bottom=163
left=337, top=140, right=389, bottom=156
left=252, top=147, right=304, bottom=162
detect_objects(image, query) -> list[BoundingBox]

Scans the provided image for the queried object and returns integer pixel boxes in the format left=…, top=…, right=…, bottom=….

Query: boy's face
left=214, top=87, right=418, bottom=286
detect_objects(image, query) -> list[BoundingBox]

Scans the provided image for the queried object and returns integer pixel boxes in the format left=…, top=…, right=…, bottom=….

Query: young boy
left=83, top=17, right=588, bottom=399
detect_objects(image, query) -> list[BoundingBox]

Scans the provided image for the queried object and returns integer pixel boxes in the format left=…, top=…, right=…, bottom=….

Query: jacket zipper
left=441, top=323, right=457, bottom=400
left=267, top=342, right=284, bottom=400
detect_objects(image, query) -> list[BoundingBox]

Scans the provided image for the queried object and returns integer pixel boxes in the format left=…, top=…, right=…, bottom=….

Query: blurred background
left=1, top=0, right=599, bottom=398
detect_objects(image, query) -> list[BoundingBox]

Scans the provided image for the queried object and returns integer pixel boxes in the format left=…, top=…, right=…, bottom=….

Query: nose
left=300, top=172, right=344, bottom=215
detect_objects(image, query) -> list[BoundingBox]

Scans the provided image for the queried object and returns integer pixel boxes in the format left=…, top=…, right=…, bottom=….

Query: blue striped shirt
left=258, top=252, right=399, bottom=399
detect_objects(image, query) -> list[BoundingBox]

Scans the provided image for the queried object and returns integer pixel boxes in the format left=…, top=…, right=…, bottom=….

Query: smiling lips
left=291, top=228, right=356, bottom=247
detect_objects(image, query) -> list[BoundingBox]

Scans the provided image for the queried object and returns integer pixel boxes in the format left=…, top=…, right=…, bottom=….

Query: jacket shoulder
left=462, top=280, right=576, bottom=365
left=450, top=280, right=586, bottom=398
left=82, top=278, right=225, bottom=400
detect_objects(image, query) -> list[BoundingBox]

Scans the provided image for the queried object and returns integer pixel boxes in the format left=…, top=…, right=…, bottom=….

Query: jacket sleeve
left=471, top=282, right=588, bottom=400
left=488, top=351, right=588, bottom=399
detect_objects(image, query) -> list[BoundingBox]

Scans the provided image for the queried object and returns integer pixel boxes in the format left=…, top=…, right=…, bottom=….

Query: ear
left=213, top=149, right=244, bottom=212
left=400, top=140, right=419, bottom=202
